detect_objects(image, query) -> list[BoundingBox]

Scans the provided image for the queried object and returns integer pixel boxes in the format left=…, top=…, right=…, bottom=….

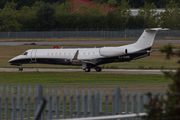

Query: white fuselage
left=20, top=44, right=139, bottom=61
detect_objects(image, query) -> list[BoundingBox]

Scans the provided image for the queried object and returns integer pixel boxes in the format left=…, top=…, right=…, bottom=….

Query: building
left=70, top=0, right=114, bottom=13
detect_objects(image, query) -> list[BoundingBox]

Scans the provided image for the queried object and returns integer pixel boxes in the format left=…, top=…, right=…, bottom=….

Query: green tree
left=36, top=3, right=56, bottom=30
left=14, top=0, right=36, bottom=10
left=160, top=0, right=180, bottom=29
left=107, top=0, right=131, bottom=29
left=106, top=10, right=121, bottom=28
left=127, top=16, right=145, bottom=29
left=72, top=2, right=106, bottom=29
left=0, top=1, right=22, bottom=31
left=31, top=1, right=45, bottom=11
left=0, top=0, right=67, bottom=9
left=55, top=0, right=71, bottom=13
left=79, top=5, right=88, bottom=12
left=92, top=0, right=109, bottom=4
left=137, top=2, right=159, bottom=28
left=128, top=0, right=145, bottom=8
left=55, top=0, right=71, bottom=29
left=144, top=43, right=180, bottom=120
left=107, top=0, right=117, bottom=7
left=18, top=6, right=37, bottom=30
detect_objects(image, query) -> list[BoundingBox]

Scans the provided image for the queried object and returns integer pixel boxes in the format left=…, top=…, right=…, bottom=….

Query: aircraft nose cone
left=8, top=59, right=12, bottom=63
left=8, top=55, right=21, bottom=63
left=8, top=58, right=16, bottom=63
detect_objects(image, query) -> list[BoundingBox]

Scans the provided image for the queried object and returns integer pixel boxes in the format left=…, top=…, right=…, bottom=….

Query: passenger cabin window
left=22, top=52, right=28, bottom=55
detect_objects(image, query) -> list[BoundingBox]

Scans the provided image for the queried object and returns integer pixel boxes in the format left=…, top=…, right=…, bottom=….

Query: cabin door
left=31, top=50, right=37, bottom=62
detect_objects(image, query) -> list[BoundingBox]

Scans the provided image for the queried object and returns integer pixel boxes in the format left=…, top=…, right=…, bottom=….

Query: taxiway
left=0, top=68, right=176, bottom=75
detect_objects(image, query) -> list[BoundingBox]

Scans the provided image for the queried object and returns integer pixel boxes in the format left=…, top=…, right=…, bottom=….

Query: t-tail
left=133, top=28, right=169, bottom=50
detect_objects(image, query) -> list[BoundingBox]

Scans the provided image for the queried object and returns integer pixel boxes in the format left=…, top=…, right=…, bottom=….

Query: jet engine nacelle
left=99, top=47, right=127, bottom=57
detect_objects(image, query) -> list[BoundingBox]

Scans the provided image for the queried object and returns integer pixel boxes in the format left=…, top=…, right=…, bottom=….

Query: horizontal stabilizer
left=145, top=28, right=169, bottom=32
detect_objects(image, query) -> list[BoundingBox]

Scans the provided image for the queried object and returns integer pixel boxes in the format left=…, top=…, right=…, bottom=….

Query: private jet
left=8, top=28, right=168, bottom=72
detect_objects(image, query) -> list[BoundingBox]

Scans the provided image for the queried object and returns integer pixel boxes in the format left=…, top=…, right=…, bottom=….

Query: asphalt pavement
left=0, top=68, right=176, bottom=75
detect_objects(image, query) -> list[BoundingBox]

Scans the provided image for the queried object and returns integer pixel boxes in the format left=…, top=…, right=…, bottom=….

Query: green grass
left=0, top=72, right=171, bottom=83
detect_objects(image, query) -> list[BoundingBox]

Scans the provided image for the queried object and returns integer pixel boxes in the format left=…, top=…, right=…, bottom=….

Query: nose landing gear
left=19, top=64, right=23, bottom=71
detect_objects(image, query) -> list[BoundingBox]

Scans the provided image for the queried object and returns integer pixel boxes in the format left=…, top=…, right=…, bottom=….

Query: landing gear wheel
left=19, top=64, right=23, bottom=71
left=95, top=67, right=102, bottom=72
left=19, top=67, right=23, bottom=71
left=84, top=67, right=91, bottom=72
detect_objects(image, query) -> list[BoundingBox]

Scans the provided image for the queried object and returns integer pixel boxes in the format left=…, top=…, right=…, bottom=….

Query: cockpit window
left=22, top=52, right=28, bottom=55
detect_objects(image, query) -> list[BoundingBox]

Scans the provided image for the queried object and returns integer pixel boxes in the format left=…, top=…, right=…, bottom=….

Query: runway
left=1, top=39, right=180, bottom=46
left=0, top=68, right=176, bottom=75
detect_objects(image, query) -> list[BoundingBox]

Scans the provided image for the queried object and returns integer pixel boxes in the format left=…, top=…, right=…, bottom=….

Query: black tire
left=85, top=67, right=91, bottom=72
left=19, top=67, right=23, bottom=71
left=95, top=67, right=102, bottom=72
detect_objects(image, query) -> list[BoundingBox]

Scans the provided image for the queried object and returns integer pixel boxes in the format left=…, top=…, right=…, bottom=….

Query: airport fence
left=0, top=83, right=167, bottom=120
left=0, top=29, right=180, bottom=39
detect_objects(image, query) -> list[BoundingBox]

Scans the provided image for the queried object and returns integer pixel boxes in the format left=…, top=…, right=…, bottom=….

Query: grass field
left=0, top=71, right=171, bottom=92
left=0, top=72, right=171, bottom=83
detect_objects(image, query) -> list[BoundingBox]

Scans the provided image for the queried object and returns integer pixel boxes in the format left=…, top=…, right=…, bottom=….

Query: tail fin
left=134, top=28, right=169, bottom=49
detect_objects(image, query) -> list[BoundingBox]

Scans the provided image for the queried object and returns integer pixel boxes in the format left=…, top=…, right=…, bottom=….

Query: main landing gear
left=19, top=64, right=23, bottom=71
left=95, top=67, right=102, bottom=72
left=84, top=67, right=91, bottom=72
left=84, top=67, right=102, bottom=72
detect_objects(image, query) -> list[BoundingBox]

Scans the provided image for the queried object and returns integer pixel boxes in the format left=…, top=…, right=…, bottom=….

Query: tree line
left=0, top=0, right=180, bottom=31
left=91, top=0, right=180, bottom=8
left=1, top=0, right=180, bottom=9
left=0, top=0, right=67, bottom=9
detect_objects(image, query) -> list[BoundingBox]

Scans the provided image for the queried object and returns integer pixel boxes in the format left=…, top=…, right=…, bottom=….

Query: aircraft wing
left=71, top=50, right=96, bottom=65
left=81, top=60, right=96, bottom=65
left=72, top=50, right=79, bottom=60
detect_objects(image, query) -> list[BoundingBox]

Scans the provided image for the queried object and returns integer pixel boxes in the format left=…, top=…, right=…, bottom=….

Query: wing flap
left=81, top=60, right=96, bottom=65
